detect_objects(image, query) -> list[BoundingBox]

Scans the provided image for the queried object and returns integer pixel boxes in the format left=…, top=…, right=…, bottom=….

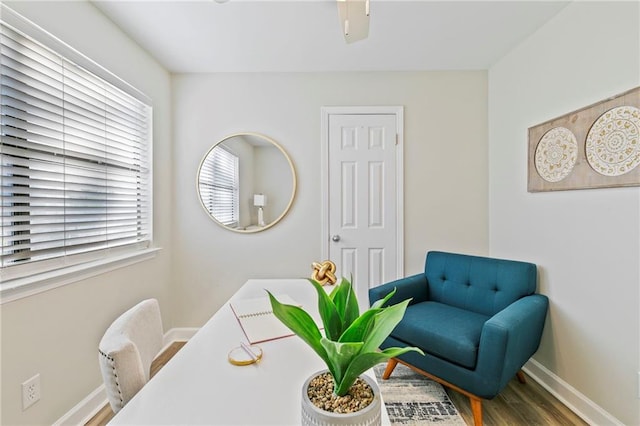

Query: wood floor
left=87, top=341, right=587, bottom=426
left=445, top=374, right=588, bottom=426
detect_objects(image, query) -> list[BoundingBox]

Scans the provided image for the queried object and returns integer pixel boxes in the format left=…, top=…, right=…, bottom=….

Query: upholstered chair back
left=424, top=251, right=537, bottom=317
left=98, top=299, right=163, bottom=413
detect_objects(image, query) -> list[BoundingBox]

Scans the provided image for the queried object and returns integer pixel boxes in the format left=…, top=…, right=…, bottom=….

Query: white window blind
left=198, top=146, right=239, bottom=227
left=0, top=22, right=152, bottom=281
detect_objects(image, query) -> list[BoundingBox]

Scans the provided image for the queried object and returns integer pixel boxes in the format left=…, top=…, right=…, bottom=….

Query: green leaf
left=319, top=338, right=364, bottom=386
left=370, top=287, right=398, bottom=309
left=339, top=288, right=401, bottom=344
left=361, top=299, right=411, bottom=354
left=333, top=346, right=424, bottom=396
left=328, top=276, right=348, bottom=299
left=338, top=308, right=378, bottom=343
left=308, top=279, right=343, bottom=341
left=329, top=279, right=348, bottom=321
left=267, top=292, right=329, bottom=364
left=330, top=277, right=359, bottom=330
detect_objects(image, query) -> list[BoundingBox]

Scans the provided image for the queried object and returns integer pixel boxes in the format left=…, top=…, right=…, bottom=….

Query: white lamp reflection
left=254, top=194, right=267, bottom=227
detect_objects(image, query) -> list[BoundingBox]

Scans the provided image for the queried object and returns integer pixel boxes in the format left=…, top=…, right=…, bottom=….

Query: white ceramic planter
left=301, top=371, right=382, bottom=426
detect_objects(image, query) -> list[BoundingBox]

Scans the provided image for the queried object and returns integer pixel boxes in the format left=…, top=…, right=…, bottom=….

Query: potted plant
left=268, top=277, right=423, bottom=426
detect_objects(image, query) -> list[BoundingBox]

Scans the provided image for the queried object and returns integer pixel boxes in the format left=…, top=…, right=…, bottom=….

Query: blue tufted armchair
left=369, top=251, right=548, bottom=426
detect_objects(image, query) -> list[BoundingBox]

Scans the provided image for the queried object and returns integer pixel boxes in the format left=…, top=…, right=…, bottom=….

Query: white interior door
left=325, top=110, right=402, bottom=307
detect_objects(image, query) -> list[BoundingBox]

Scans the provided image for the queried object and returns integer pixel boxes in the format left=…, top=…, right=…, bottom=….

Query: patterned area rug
left=374, top=363, right=467, bottom=425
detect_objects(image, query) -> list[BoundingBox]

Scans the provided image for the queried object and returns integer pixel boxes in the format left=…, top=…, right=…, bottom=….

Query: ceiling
left=92, top=0, right=569, bottom=74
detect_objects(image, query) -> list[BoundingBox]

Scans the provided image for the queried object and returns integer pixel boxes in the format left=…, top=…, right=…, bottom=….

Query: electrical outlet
left=22, top=374, right=41, bottom=410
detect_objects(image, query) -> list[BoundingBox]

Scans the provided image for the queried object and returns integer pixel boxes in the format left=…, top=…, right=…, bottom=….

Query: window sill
left=0, top=247, right=161, bottom=304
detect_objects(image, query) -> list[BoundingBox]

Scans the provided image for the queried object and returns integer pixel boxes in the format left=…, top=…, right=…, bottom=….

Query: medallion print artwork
left=586, top=106, right=640, bottom=176
left=534, top=127, right=578, bottom=182
left=528, top=87, right=640, bottom=191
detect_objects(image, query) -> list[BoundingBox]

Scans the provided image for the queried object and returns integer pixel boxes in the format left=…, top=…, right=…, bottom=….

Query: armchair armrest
left=475, top=294, right=549, bottom=393
left=368, top=273, right=428, bottom=307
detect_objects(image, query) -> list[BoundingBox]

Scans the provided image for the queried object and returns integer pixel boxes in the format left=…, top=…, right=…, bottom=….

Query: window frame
left=0, top=5, right=156, bottom=302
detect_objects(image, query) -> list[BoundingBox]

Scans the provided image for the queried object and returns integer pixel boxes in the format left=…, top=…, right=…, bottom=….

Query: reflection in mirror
left=197, top=133, right=296, bottom=232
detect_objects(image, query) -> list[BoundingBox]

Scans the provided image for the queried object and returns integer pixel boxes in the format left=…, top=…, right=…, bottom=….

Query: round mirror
left=197, top=133, right=297, bottom=233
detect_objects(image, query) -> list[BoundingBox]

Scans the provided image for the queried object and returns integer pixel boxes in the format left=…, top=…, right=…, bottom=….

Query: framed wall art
left=528, top=86, right=640, bottom=192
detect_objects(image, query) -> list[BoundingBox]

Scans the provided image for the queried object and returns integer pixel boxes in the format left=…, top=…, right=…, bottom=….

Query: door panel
left=328, top=113, right=398, bottom=307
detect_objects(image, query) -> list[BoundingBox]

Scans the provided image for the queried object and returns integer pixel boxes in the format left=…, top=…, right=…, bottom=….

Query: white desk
left=109, top=279, right=389, bottom=425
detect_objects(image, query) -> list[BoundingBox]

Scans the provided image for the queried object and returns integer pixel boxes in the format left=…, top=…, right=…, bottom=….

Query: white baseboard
left=162, top=327, right=198, bottom=347
left=523, top=358, right=623, bottom=426
left=54, top=327, right=199, bottom=426
left=53, top=385, right=109, bottom=426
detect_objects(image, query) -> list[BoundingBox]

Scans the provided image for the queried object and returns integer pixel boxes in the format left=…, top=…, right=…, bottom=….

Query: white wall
left=253, top=144, right=293, bottom=227
left=172, top=71, right=489, bottom=326
left=0, top=2, right=173, bottom=425
left=6, top=1, right=635, bottom=424
left=489, top=2, right=639, bottom=424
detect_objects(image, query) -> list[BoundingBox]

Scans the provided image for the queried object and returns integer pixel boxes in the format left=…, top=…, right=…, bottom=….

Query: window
left=198, top=146, right=239, bottom=227
left=0, top=20, right=152, bottom=283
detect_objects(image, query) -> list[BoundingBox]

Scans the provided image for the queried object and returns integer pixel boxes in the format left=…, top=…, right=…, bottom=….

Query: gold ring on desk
left=228, top=344, right=263, bottom=366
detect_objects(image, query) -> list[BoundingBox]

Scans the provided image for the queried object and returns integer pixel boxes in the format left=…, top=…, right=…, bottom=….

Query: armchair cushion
left=425, top=251, right=537, bottom=316
left=393, top=301, right=489, bottom=368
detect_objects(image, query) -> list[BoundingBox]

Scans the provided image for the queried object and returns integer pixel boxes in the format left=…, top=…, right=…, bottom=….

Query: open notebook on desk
left=230, top=294, right=321, bottom=344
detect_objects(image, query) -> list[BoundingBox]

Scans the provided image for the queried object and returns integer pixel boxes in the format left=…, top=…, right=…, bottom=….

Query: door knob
left=331, top=235, right=341, bottom=242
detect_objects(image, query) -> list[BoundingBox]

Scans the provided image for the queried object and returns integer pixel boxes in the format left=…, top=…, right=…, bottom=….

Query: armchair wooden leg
left=516, top=370, right=527, bottom=384
left=470, top=396, right=483, bottom=426
left=382, top=358, right=398, bottom=380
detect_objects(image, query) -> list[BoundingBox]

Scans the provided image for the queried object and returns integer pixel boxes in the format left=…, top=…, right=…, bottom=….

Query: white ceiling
left=93, top=0, right=569, bottom=73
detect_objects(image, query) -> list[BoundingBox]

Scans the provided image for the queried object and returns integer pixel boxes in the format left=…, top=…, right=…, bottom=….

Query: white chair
left=98, top=299, right=163, bottom=414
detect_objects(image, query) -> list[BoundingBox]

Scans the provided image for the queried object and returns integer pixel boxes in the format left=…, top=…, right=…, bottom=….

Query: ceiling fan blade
left=337, top=0, right=370, bottom=44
